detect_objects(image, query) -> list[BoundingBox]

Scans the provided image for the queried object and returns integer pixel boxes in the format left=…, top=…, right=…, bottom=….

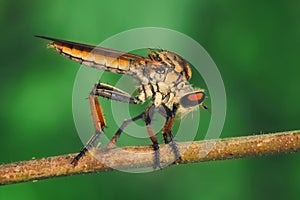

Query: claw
left=174, top=156, right=182, bottom=165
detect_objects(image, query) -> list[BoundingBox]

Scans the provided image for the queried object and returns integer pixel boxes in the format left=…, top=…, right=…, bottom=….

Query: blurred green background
left=0, top=0, right=299, bottom=199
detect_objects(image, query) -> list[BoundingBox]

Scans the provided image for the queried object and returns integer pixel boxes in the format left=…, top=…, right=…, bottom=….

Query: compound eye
left=180, top=91, right=206, bottom=108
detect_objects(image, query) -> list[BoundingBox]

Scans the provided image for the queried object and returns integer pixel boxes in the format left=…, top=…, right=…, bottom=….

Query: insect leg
left=72, top=82, right=141, bottom=165
left=96, top=82, right=146, bottom=148
left=105, top=112, right=144, bottom=149
left=95, top=83, right=140, bottom=104
left=71, top=84, right=106, bottom=165
left=145, top=105, right=161, bottom=169
left=158, top=105, right=172, bottom=144
left=159, top=104, right=182, bottom=162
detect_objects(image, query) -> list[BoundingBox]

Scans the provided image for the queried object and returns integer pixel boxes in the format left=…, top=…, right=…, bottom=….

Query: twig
left=0, top=130, right=299, bottom=185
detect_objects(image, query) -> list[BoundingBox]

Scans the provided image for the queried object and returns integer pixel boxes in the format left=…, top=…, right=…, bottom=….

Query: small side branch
left=0, top=130, right=299, bottom=185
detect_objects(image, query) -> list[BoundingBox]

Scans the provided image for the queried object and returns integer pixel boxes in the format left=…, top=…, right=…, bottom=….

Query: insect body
left=36, top=35, right=207, bottom=168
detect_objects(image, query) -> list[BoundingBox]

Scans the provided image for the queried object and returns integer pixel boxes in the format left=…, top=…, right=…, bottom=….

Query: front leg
left=159, top=104, right=182, bottom=163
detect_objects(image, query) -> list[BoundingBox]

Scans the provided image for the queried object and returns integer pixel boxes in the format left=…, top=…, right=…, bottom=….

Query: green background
left=1, top=0, right=299, bottom=199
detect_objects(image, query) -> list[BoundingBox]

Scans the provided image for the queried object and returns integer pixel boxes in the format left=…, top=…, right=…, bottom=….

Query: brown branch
left=1, top=130, right=299, bottom=185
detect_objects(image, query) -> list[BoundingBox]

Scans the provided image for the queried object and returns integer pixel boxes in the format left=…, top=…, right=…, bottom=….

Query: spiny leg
left=145, top=105, right=161, bottom=169
left=105, top=112, right=144, bottom=149
left=159, top=105, right=172, bottom=144
left=159, top=104, right=182, bottom=162
left=147, top=125, right=160, bottom=169
left=106, top=103, right=161, bottom=169
left=71, top=84, right=106, bottom=165
left=95, top=83, right=140, bottom=104
left=72, top=82, right=140, bottom=165
left=97, top=82, right=144, bottom=148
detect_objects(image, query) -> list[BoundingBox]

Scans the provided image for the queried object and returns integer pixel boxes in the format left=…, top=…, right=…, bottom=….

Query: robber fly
left=36, top=35, right=207, bottom=168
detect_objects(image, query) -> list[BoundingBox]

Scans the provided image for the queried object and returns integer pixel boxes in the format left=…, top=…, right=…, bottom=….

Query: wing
left=36, top=35, right=162, bottom=78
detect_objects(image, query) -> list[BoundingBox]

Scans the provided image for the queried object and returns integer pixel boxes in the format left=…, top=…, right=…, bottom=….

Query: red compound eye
left=187, top=92, right=205, bottom=101
left=180, top=91, right=206, bottom=108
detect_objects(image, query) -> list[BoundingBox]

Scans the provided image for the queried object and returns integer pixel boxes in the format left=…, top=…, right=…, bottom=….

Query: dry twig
left=0, top=130, right=299, bottom=185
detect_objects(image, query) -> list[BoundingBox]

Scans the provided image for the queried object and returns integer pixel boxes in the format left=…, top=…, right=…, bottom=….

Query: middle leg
left=145, top=105, right=161, bottom=169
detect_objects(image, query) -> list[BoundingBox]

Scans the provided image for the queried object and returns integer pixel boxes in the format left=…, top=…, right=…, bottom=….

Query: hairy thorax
left=135, top=50, right=195, bottom=108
